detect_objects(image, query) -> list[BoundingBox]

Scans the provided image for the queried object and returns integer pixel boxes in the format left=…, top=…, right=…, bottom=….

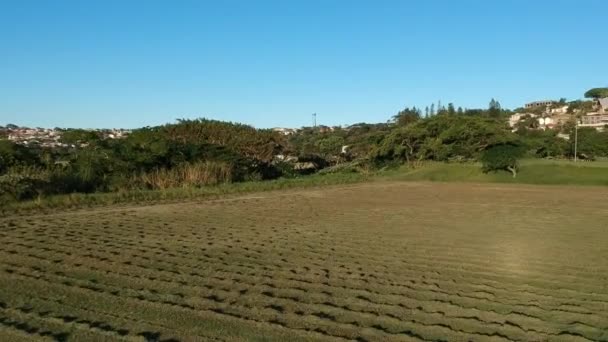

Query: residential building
left=550, top=105, right=569, bottom=114
left=272, top=127, right=296, bottom=135
left=525, top=100, right=556, bottom=109
left=598, top=97, right=608, bottom=112
left=580, top=113, right=608, bottom=130
left=508, top=113, right=537, bottom=129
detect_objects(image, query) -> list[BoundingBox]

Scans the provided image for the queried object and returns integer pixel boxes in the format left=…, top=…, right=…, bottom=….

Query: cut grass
left=0, top=182, right=607, bottom=341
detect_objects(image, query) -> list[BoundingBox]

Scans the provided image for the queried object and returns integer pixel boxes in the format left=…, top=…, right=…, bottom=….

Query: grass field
left=1, top=181, right=608, bottom=341
left=382, top=160, right=608, bottom=186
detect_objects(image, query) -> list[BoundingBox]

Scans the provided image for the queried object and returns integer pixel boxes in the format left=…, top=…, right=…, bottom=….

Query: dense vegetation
left=2, top=97, right=608, bottom=204
left=0, top=119, right=288, bottom=203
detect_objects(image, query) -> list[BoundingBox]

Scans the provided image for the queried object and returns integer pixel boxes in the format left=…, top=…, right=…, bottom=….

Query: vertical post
left=312, top=113, right=317, bottom=128
left=574, top=120, right=578, bottom=163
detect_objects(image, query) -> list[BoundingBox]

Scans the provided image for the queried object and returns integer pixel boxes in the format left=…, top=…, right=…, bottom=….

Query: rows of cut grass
left=1, top=182, right=607, bottom=341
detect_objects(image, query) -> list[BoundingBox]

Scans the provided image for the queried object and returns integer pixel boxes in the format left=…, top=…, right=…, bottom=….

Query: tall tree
left=447, top=103, right=456, bottom=115
left=488, top=98, right=502, bottom=117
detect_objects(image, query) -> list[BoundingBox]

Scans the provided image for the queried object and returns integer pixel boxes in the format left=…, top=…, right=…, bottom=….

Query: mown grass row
left=2, top=184, right=608, bottom=342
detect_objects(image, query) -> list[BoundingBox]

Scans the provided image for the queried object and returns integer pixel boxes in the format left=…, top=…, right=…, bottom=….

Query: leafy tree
left=567, top=100, right=595, bottom=114
left=584, top=88, right=608, bottom=99
left=514, top=114, right=539, bottom=131
left=571, top=127, right=608, bottom=159
left=481, top=143, right=524, bottom=178
left=60, top=129, right=101, bottom=146
left=393, top=107, right=421, bottom=126
left=315, top=136, right=345, bottom=156
left=0, top=140, right=39, bottom=174
left=371, top=115, right=513, bottom=164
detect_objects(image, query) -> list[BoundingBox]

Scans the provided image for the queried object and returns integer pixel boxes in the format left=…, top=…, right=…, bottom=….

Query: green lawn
left=382, top=159, right=608, bottom=186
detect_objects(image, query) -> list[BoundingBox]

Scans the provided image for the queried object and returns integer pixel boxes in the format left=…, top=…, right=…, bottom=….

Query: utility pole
left=312, top=113, right=317, bottom=128
left=574, top=119, right=578, bottom=163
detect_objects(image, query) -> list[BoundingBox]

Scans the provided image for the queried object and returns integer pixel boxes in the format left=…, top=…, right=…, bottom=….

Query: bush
left=134, top=161, right=234, bottom=190
left=0, top=166, right=50, bottom=202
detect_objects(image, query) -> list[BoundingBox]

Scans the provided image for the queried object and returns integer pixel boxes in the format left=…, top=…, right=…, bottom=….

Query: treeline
left=2, top=101, right=607, bottom=203
left=0, top=119, right=289, bottom=203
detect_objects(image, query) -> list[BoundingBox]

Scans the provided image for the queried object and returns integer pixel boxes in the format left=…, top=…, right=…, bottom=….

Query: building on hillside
left=580, top=113, right=608, bottom=130
left=508, top=113, right=537, bottom=128
left=525, top=100, right=556, bottom=109
left=598, top=97, right=608, bottom=112
left=272, top=127, right=296, bottom=135
left=538, top=117, right=556, bottom=130
left=550, top=105, right=569, bottom=115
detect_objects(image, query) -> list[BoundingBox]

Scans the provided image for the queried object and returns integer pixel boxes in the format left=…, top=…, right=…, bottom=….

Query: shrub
left=0, top=166, right=50, bottom=202
left=135, top=161, right=234, bottom=190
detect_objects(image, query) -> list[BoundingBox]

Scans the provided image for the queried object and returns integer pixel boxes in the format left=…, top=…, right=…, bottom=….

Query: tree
left=570, top=127, right=608, bottom=159
left=393, top=107, right=421, bottom=126
left=514, top=114, right=539, bottom=131
left=481, top=143, right=524, bottom=178
left=447, top=103, right=456, bottom=115
left=315, top=136, right=344, bottom=156
left=488, top=98, right=502, bottom=117
left=584, top=88, right=608, bottom=99
left=430, top=104, right=435, bottom=116
left=60, top=129, right=101, bottom=146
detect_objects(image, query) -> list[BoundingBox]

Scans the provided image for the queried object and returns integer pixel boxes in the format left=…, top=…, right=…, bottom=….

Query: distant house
left=580, top=113, right=608, bottom=130
left=579, top=97, right=608, bottom=131
left=598, top=97, right=608, bottom=112
left=272, top=127, right=296, bottom=136
left=508, top=113, right=537, bottom=128
left=550, top=105, right=569, bottom=114
left=525, top=100, right=556, bottom=109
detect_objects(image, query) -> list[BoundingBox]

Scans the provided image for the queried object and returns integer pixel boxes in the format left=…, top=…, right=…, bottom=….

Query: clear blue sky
left=1, top=0, right=606, bottom=129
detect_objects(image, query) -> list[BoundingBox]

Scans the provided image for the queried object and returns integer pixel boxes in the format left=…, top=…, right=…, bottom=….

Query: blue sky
left=1, top=0, right=606, bottom=129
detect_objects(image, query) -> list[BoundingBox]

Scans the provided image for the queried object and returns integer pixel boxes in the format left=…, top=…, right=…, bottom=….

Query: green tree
left=488, top=98, right=502, bottom=117
left=315, top=136, right=345, bottom=156
left=481, top=143, right=524, bottom=178
left=447, top=103, right=456, bottom=115
left=393, top=107, right=421, bottom=126
left=60, top=129, right=101, bottom=146
left=584, top=88, right=608, bottom=99
left=571, top=127, right=608, bottom=159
